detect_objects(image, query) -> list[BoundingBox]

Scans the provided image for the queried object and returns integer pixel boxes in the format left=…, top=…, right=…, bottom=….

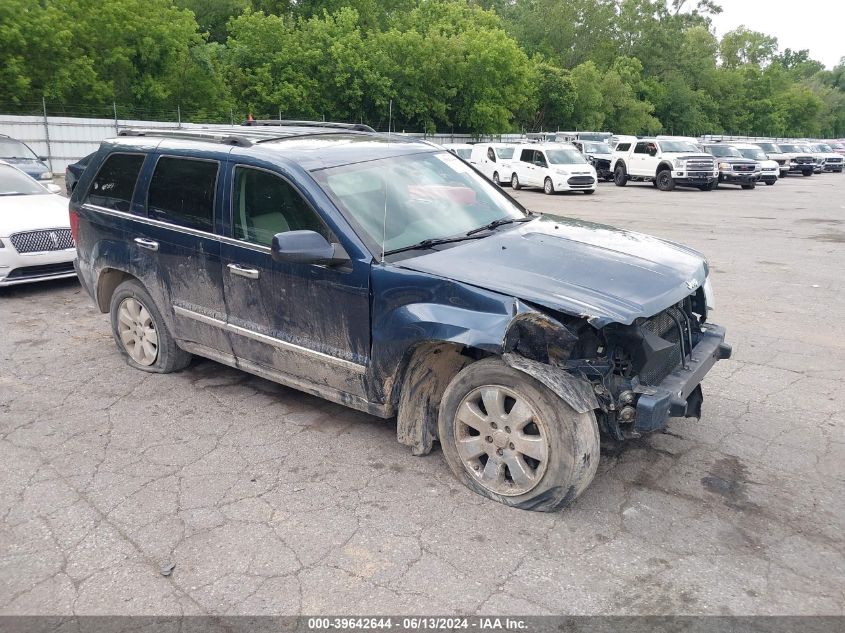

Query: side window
left=147, top=157, right=219, bottom=232
left=634, top=142, right=648, bottom=154
left=616, top=142, right=631, bottom=152
left=85, top=153, right=144, bottom=212
left=535, top=152, right=548, bottom=167
left=232, top=166, right=332, bottom=247
left=520, top=150, right=534, bottom=163
left=487, top=147, right=496, bottom=162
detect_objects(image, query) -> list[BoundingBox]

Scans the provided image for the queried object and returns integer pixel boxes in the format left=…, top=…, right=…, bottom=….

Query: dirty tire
left=543, top=177, right=554, bottom=195
left=438, top=358, right=600, bottom=512
left=109, top=279, right=191, bottom=373
left=511, top=173, right=520, bottom=190
left=741, top=183, right=756, bottom=190
left=613, top=164, right=628, bottom=186
left=493, top=172, right=500, bottom=186
left=656, top=169, right=674, bottom=191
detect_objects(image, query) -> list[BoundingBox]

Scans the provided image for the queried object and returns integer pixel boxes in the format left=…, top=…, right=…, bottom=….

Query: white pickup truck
left=611, top=139, right=718, bottom=191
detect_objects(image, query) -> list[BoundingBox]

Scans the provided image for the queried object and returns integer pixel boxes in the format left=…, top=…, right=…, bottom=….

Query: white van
left=442, top=143, right=473, bottom=160
left=469, top=143, right=518, bottom=186
left=511, top=144, right=597, bottom=194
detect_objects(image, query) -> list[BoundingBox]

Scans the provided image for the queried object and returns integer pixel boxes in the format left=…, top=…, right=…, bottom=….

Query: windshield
left=757, top=143, right=780, bottom=153
left=578, top=133, right=610, bottom=142
left=707, top=145, right=742, bottom=158
left=452, top=148, right=472, bottom=159
left=0, top=139, right=38, bottom=160
left=546, top=149, right=587, bottom=164
left=738, top=148, right=766, bottom=161
left=583, top=142, right=611, bottom=154
left=495, top=147, right=515, bottom=159
left=815, top=144, right=833, bottom=152
left=779, top=144, right=799, bottom=152
left=313, top=151, right=526, bottom=257
left=0, top=164, right=47, bottom=196
left=660, top=141, right=700, bottom=153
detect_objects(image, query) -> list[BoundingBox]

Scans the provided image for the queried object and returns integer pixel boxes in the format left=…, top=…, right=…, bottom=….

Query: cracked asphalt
left=1, top=173, right=843, bottom=616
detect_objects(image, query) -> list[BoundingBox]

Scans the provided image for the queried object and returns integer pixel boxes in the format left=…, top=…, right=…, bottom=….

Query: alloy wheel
left=453, top=385, right=549, bottom=496
left=117, top=297, right=158, bottom=366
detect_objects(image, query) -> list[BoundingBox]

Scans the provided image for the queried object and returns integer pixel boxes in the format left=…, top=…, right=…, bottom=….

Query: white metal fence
left=0, top=113, right=535, bottom=174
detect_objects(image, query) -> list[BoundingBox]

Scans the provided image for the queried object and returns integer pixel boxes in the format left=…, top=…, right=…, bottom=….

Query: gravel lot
left=1, top=174, right=843, bottom=616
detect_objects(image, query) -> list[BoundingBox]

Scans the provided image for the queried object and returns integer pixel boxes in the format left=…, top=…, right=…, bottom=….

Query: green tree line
left=2, top=0, right=844, bottom=136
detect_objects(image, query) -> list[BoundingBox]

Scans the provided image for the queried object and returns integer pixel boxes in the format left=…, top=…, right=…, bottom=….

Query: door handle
left=134, top=237, right=159, bottom=251
left=227, top=263, right=260, bottom=279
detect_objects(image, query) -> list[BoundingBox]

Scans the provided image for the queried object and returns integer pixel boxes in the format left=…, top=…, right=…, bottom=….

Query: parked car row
left=442, top=133, right=842, bottom=196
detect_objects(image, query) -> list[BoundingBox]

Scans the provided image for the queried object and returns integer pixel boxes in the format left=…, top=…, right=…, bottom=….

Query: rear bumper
left=634, top=324, right=731, bottom=433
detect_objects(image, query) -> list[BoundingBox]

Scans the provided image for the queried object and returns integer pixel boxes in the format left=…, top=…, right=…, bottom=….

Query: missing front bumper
left=634, top=323, right=731, bottom=433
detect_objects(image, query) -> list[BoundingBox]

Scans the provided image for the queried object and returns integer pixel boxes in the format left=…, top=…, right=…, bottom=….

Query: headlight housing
left=718, top=162, right=731, bottom=170
left=673, top=159, right=685, bottom=169
left=555, top=169, right=570, bottom=176
left=703, top=276, right=715, bottom=311
left=39, top=171, right=53, bottom=180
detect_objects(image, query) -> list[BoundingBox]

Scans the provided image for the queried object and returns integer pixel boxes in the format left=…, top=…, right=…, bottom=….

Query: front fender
left=503, top=353, right=599, bottom=413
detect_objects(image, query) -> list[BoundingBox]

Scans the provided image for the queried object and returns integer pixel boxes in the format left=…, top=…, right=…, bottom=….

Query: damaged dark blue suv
left=71, top=122, right=730, bottom=511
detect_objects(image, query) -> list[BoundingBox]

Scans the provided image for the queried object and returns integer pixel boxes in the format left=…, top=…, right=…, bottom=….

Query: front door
left=219, top=164, right=371, bottom=398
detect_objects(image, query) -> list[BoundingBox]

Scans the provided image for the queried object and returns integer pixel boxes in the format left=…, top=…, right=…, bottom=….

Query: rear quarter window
left=85, top=153, right=145, bottom=212
left=147, top=157, right=219, bottom=232
left=616, top=142, right=631, bottom=152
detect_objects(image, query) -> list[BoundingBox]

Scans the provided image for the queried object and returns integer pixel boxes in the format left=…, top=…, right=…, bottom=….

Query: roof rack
left=118, top=128, right=255, bottom=147
left=243, top=119, right=376, bottom=133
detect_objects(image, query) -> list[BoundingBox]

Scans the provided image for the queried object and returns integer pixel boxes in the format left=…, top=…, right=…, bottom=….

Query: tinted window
left=85, top=153, right=144, bottom=212
left=634, top=142, right=648, bottom=154
left=148, top=157, right=218, bottom=231
left=520, top=149, right=535, bottom=163
left=487, top=147, right=496, bottom=162
left=534, top=152, right=548, bottom=167
left=616, top=142, right=631, bottom=152
left=233, top=167, right=331, bottom=246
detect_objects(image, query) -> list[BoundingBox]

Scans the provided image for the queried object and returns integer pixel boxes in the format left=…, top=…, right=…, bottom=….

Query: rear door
left=632, top=142, right=649, bottom=176
left=137, top=151, right=233, bottom=356
left=516, top=149, right=535, bottom=185
left=218, top=162, right=371, bottom=398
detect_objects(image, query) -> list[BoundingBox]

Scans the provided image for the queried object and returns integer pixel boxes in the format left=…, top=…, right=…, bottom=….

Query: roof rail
left=118, top=128, right=254, bottom=147
left=243, top=119, right=376, bottom=133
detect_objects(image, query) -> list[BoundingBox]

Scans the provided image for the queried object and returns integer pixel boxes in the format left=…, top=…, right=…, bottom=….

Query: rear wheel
left=656, top=169, right=674, bottom=191
left=109, top=280, right=191, bottom=373
left=614, top=164, right=628, bottom=186
left=511, top=173, right=521, bottom=190
left=543, top=177, right=554, bottom=195
left=438, top=358, right=600, bottom=512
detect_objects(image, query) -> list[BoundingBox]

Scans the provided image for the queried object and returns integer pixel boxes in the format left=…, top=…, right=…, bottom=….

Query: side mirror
left=45, top=183, right=62, bottom=194
left=271, top=230, right=350, bottom=266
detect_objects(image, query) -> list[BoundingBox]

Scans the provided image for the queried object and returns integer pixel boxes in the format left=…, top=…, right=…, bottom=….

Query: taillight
left=69, top=209, right=80, bottom=243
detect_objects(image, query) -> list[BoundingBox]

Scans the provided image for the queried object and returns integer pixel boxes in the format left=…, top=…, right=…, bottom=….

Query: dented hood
left=397, top=215, right=708, bottom=328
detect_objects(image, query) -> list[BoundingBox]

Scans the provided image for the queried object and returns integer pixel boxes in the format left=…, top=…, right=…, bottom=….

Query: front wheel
left=492, top=172, right=500, bottom=186
left=656, top=170, right=675, bottom=191
left=765, top=179, right=776, bottom=186
left=109, top=279, right=191, bottom=373
left=543, top=177, right=554, bottom=195
left=438, top=358, right=600, bottom=512
left=511, top=173, right=521, bottom=190
left=802, top=169, right=813, bottom=177
left=698, top=183, right=714, bottom=191
left=583, top=189, right=595, bottom=195
left=741, top=183, right=756, bottom=190
left=613, top=164, right=628, bottom=186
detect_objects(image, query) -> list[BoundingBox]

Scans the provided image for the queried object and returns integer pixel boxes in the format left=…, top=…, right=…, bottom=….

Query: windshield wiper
left=382, top=234, right=490, bottom=257
left=465, top=214, right=534, bottom=236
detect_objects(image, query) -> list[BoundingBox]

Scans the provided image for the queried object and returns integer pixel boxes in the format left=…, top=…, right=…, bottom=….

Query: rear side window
left=85, top=153, right=144, bottom=212
left=634, top=142, right=648, bottom=154
left=147, top=157, right=218, bottom=231
left=616, top=142, right=631, bottom=152
left=520, top=149, right=535, bottom=163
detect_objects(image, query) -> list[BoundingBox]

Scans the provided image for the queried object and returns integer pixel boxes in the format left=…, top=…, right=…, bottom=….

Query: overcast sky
left=709, top=0, right=844, bottom=69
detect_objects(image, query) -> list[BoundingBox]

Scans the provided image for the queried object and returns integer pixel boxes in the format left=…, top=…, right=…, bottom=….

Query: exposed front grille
left=794, top=157, right=814, bottom=164
left=10, top=229, right=73, bottom=253
left=593, top=159, right=611, bottom=170
left=774, top=158, right=786, bottom=165
left=6, top=262, right=76, bottom=280
left=825, top=157, right=843, bottom=164
left=567, top=176, right=595, bottom=186
left=639, top=306, right=693, bottom=386
left=732, top=164, right=756, bottom=172
left=687, top=159, right=714, bottom=172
